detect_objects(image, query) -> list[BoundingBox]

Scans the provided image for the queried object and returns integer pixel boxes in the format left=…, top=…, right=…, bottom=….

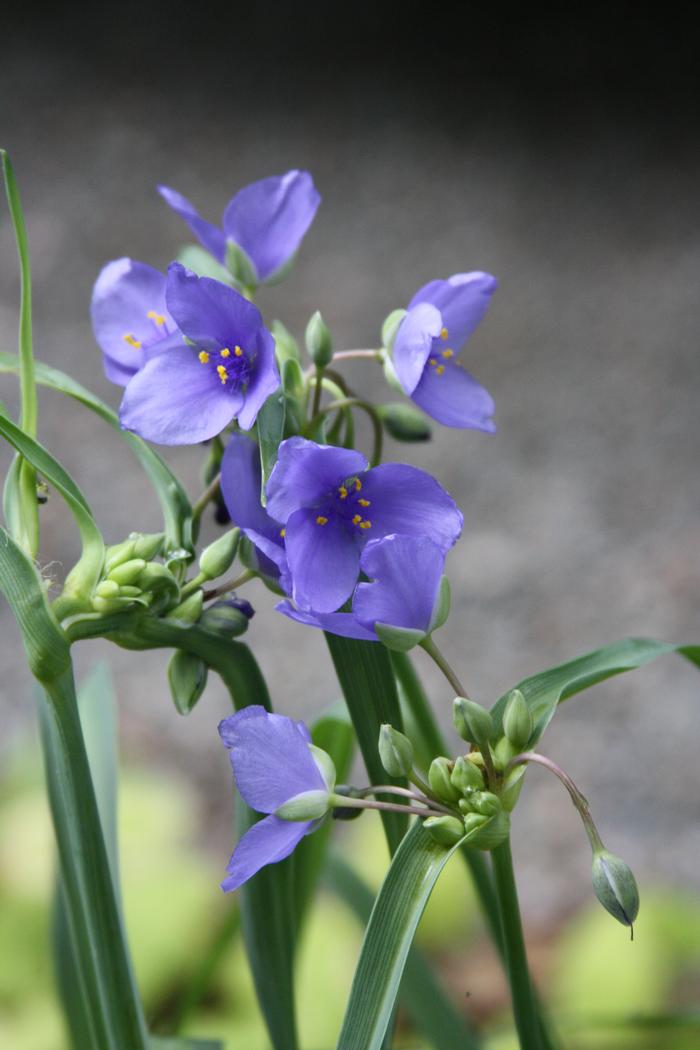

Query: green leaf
left=256, top=388, right=286, bottom=504
left=327, top=852, right=480, bottom=1049
left=0, top=410, right=105, bottom=614
left=177, top=244, right=233, bottom=285
left=336, top=821, right=466, bottom=1050
left=0, top=352, right=194, bottom=561
left=489, top=637, right=700, bottom=746
left=325, top=635, right=407, bottom=854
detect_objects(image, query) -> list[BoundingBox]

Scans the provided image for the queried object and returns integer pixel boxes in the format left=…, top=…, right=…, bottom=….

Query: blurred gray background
left=1, top=5, right=699, bottom=922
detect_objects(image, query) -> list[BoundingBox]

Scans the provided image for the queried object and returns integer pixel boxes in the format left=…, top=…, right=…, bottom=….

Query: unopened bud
left=95, top=579, right=120, bottom=599
left=470, top=791, right=502, bottom=818
left=198, top=528, right=240, bottom=580
left=428, top=757, right=461, bottom=802
left=464, top=810, right=511, bottom=851
left=275, top=789, right=330, bottom=822
left=424, top=815, right=465, bottom=847
left=592, top=850, right=640, bottom=928
left=104, top=539, right=136, bottom=573
left=451, top=755, right=485, bottom=794
left=108, top=558, right=147, bottom=585
left=493, top=736, right=517, bottom=772
left=199, top=599, right=253, bottom=638
left=502, top=689, right=533, bottom=750
left=377, top=403, right=432, bottom=443
left=305, top=310, right=333, bottom=367
left=165, top=590, right=204, bottom=623
left=453, top=697, right=493, bottom=746
left=378, top=724, right=414, bottom=778
left=168, top=650, right=208, bottom=715
left=129, top=532, right=165, bottom=561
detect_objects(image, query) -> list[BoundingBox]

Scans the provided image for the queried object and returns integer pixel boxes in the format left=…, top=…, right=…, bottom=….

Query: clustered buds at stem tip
left=378, top=724, right=414, bottom=778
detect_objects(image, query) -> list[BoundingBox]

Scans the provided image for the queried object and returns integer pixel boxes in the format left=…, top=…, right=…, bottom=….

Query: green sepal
left=381, top=353, right=405, bottom=394
left=423, top=815, right=465, bottom=847
left=256, top=390, right=286, bottom=504
left=428, top=575, right=451, bottom=632
left=177, top=244, right=234, bottom=284
left=375, top=622, right=426, bottom=652
left=381, top=308, right=406, bottom=352
left=225, top=239, right=258, bottom=288
left=168, top=650, right=208, bottom=715
left=462, top=809, right=510, bottom=851
left=308, top=743, right=337, bottom=790
left=275, top=789, right=331, bottom=821
left=500, top=763, right=526, bottom=812
left=377, top=402, right=432, bottom=442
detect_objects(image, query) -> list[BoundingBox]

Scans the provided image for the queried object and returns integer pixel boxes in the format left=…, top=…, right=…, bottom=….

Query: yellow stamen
left=428, top=357, right=438, bottom=366
left=442, top=348, right=454, bottom=359
left=198, top=350, right=210, bottom=364
left=147, top=310, right=167, bottom=326
left=352, top=514, right=362, bottom=525
left=220, top=347, right=231, bottom=358
left=338, top=485, right=348, bottom=499
left=440, top=327, right=449, bottom=340
left=358, top=498, right=370, bottom=507
left=217, top=364, right=228, bottom=384
left=354, top=478, right=362, bottom=491
left=234, top=345, right=243, bottom=357
left=316, top=515, right=328, bottom=526
left=280, top=528, right=286, bottom=538
left=359, top=520, right=372, bottom=529
left=435, top=364, right=445, bottom=376
left=123, top=333, right=142, bottom=349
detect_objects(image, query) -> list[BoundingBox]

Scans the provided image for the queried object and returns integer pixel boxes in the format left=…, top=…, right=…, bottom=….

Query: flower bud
left=168, top=650, right=208, bottom=715
left=377, top=403, right=432, bottom=443
left=95, top=579, right=121, bottom=599
left=118, top=585, right=143, bottom=599
left=469, top=791, right=502, bottom=818
left=591, top=850, right=640, bottom=928
left=129, top=532, right=165, bottom=561
left=305, top=310, right=333, bottom=367
left=493, top=735, right=516, bottom=772
left=464, top=810, right=510, bottom=851
left=378, top=724, right=414, bottom=778
left=165, top=590, right=204, bottom=623
left=275, top=789, right=331, bottom=822
left=428, top=757, right=461, bottom=802
left=453, top=697, right=493, bottom=746
left=137, top=562, right=179, bottom=598
left=108, top=558, right=147, bottom=585
left=199, top=599, right=253, bottom=638
left=198, top=528, right=241, bottom=580
left=502, top=689, right=533, bottom=750
left=104, top=538, right=137, bottom=573
left=424, top=815, right=465, bottom=847
left=501, top=765, right=526, bottom=813
left=451, top=755, right=485, bottom=794
left=226, top=240, right=258, bottom=288
left=381, top=309, right=407, bottom=352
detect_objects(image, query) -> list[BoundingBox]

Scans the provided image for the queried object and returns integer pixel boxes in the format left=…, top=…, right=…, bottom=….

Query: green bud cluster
left=93, top=532, right=179, bottom=614
left=423, top=746, right=510, bottom=852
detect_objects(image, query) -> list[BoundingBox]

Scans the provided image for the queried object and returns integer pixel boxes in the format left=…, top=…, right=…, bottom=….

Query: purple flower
left=266, top=437, right=462, bottom=613
left=277, top=533, right=448, bottom=646
left=119, top=263, right=279, bottom=445
left=218, top=706, right=334, bottom=891
left=220, top=432, right=289, bottom=586
left=91, top=258, right=184, bottom=386
left=392, top=273, right=497, bottom=431
left=158, top=171, right=320, bottom=284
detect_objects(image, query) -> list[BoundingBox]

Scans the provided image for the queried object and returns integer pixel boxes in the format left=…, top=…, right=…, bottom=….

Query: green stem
left=191, top=471, right=221, bottom=521
left=419, top=635, right=469, bottom=697
left=310, top=396, right=383, bottom=466
left=310, top=365, right=324, bottom=419
left=38, top=665, right=148, bottom=1050
left=492, top=838, right=543, bottom=1050
left=203, top=567, right=255, bottom=601
left=171, top=906, right=241, bottom=1034
left=508, top=751, right=604, bottom=853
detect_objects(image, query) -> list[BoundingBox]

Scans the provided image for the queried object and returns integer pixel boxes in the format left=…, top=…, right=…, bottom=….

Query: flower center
left=314, top=475, right=372, bottom=532
left=122, top=308, right=172, bottom=351
left=197, top=344, right=251, bottom=391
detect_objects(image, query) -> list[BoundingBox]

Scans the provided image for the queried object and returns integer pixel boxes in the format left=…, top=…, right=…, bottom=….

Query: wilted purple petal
left=359, top=465, right=463, bottom=553
left=276, top=599, right=378, bottom=640
left=285, top=506, right=361, bottom=612
left=223, top=171, right=320, bottom=281
left=412, top=361, right=495, bottom=431
left=353, top=534, right=444, bottom=633
left=392, top=301, right=442, bottom=395
left=266, top=437, right=367, bottom=523
left=158, top=185, right=227, bottom=262
left=221, top=814, right=311, bottom=892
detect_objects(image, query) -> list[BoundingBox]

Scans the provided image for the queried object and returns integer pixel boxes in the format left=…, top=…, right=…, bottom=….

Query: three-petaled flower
left=218, top=705, right=334, bottom=891
left=158, top=170, right=321, bottom=285
left=119, top=263, right=279, bottom=444
left=392, top=272, right=497, bottom=431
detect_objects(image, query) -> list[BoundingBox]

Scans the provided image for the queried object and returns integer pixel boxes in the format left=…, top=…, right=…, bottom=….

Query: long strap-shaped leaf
left=325, top=634, right=407, bottom=854
left=336, top=820, right=465, bottom=1050
left=489, top=637, right=700, bottom=745
left=327, top=852, right=480, bottom=1050
left=0, top=351, right=194, bottom=558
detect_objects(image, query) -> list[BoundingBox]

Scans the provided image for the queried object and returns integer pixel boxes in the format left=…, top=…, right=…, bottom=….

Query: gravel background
left=1, top=9, right=699, bottom=923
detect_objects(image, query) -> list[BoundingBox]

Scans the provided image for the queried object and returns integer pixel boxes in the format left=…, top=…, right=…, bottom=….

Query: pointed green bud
left=165, top=590, right=204, bottom=624
left=493, top=735, right=517, bottom=772
left=198, top=528, right=240, bottom=580
left=104, top=538, right=136, bottom=573
left=118, top=585, right=143, bottom=599
left=129, top=532, right=165, bottom=561
left=168, top=650, right=208, bottom=715
left=453, top=696, right=493, bottom=746
left=381, top=308, right=407, bottom=352
left=378, top=724, right=414, bottom=777
left=462, top=812, right=489, bottom=834
left=95, top=579, right=120, bottom=599
left=503, top=688, right=533, bottom=750
left=470, top=790, right=502, bottom=818
left=424, top=815, right=466, bottom=847
left=428, top=576, right=451, bottom=633
left=592, top=850, right=640, bottom=928
left=92, top=595, right=136, bottom=614
left=108, top=558, right=147, bottom=585
left=501, top=764, right=526, bottom=812
left=377, top=403, right=432, bottom=443
left=374, top=622, right=426, bottom=652
left=226, top=240, right=258, bottom=288
left=464, top=810, right=511, bottom=851
left=275, top=789, right=331, bottom=822
left=305, top=310, right=333, bottom=367
left=428, top=757, right=461, bottom=802
left=309, top=744, right=336, bottom=791
left=199, top=599, right=252, bottom=638
left=136, top=563, right=180, bottom=611
left=451, top=755, right=485, bottom=794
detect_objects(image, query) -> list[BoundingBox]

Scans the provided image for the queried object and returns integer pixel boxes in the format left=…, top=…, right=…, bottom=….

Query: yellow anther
left=354, top=478, right=362, bottom=491
left=217, top=364, right=228, bottom=384
left=220, top=347, right=231, bottom=358
left=442, top=348, right=454, bottom=359
left=359, top=520, right=372, bottom=529
left=428, top=357, right=438, bottom=366
left=198, top=351, right=210, bottom=364
left=280, top=528, right=286, bottom=538
left=123, top=333, right=142, bottom=349
left=234, top=345, right=243, bottom=357
left=147, top=310, right=167, bottom=326
left=440, top=327, right=449, bottom=340
left=338, top=485, right=348, bottom=499
left=352, top=514, right=362, bottom=525
left=358, top=498, right=370, bottom=507
left=316, top=515, right=328, bottom=526
left=435, top=364, right=445, bottom=376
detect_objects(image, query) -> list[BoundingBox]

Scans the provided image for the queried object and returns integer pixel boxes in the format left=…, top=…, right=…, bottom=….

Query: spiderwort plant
left=2, top=149, right=699, bottom=1050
